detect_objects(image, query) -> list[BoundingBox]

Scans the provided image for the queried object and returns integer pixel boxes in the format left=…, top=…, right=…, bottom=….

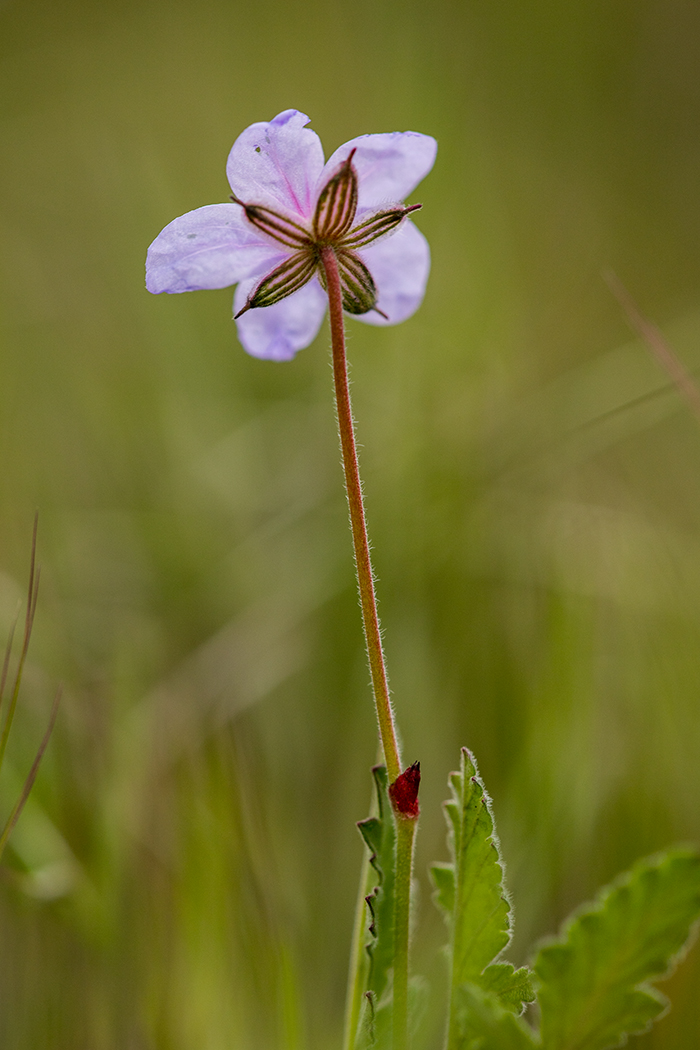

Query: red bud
left=389, top=761, right=421, bottom=818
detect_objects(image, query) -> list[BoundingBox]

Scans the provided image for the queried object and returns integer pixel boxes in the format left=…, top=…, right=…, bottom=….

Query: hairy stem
left=320, top=245, right=401, bottom=783
left=393, top=814, right=417, bottom=1050
left=322, top=247, right=416, bottom=1050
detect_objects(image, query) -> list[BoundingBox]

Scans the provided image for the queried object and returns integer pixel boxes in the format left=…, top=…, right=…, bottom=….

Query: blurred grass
left=2, top=0, right=700, bottom=1046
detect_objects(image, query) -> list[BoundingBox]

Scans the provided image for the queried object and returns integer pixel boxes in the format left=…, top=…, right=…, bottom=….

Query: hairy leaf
left=354, top=991, right=390, bottom=1050
left=534, top=849, right=700, bottom=1050
left=431, top=749, right=516, bottom=986
left=431, top=860, right=455, bottom=917
left=453, top=983, right=539, bottom=1050
left=354, top=976, right=427, bottom=1050
left=481, top=963, right=536, bottom=1014
left=357, top=765, right=397, bottom=1004
left=432, top=748, right=534, bottom=1048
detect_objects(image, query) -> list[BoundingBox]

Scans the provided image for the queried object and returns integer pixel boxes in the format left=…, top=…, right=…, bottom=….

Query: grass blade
left=0, top=686, right=61, bottom=862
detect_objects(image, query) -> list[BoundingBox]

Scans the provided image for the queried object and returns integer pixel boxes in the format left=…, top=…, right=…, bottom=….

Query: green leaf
left=431, top=861, right=455, bottom=917
left=481, top=964, right=536, bottom=1014
left=534, top=849, right=700, bottom=1050
left=357, top=765, right=397, bottom=1004
left=431, top=748, right=513, bottom=983
left=432, top=748, right=534, bottom=1048
left=353, top=991, right=390, bottom=1050
left=453, top=983, right=539, bottom=1050
left=354, top=976, right=427, bottom=1050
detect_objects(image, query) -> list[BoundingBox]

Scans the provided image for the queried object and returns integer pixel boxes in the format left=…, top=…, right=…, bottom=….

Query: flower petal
left=352, top=220, right=430, bottom=327
left=226, top=110, right=325, bottom=220
left=233, top=276, right=327, bottom=361
left=320, top=131, right=437, bottom=212
left=146, top=204, right=280, bottom=293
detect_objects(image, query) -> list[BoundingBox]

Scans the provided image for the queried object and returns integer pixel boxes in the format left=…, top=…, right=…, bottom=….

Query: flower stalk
left=320, top=244, right=402, bottom=785
left=146, top=109, right=436, bottom=1050
left=322, top=245, right=418, bottom=1050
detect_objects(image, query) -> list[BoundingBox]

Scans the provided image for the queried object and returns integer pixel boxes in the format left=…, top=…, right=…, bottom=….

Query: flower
left=146, top=110, right=437, bottom=361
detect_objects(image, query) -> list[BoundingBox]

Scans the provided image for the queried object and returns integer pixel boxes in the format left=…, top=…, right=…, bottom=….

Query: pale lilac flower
left=146, top=110, right=437, bottom=361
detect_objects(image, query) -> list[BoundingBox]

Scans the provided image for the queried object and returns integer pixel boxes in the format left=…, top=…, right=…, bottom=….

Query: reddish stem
left=320, top=245, right=402, bottom=783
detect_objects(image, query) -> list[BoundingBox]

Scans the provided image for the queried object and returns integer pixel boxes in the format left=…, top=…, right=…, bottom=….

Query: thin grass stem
left=0, top=685, right=61, bottom=862
left=0, top=514, right=39, bottom=775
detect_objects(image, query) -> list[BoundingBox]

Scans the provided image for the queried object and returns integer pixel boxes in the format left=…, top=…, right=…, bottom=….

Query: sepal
left=341, top=204, right=422, bottom=249
left=389, top=761, right=420, bottom=818
left=336, top=249, right=379, bottom=315
left=314, top=151, right=358, bottom=241
left=231, top=196, right=312, bottom=249
left=235, top=250, right=316, bottom=316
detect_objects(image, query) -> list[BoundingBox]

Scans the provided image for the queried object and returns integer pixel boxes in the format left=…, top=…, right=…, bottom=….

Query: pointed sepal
left=235, top=250, right=317, bottom=316
left=230, top=196, right=311, bottom=249
left=336, top=249, right=379, bottom=315
left=341, top=204, right=422, bottom=249
left=313, top=151, right=359, bottom=241
left=389, top=761, right=420, bottom=818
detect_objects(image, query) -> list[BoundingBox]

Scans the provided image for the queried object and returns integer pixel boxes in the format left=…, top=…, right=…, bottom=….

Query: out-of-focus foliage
left=534, top=850, right=700, bottom=1050
left=1, top=0, right=700, bottom=1046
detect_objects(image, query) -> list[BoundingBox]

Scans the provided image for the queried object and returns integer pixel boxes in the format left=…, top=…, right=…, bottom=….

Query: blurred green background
left=2, top=0, right=700, bottom=1046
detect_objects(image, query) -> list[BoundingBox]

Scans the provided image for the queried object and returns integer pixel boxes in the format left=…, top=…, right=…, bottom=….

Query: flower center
left=232, top=151, right=421, bottom=319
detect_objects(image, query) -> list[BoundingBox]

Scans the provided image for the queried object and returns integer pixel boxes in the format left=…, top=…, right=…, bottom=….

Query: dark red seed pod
left=389, top=761, right=421, bottom=818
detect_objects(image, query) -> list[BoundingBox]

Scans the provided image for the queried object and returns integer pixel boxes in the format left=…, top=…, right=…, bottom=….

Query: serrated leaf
left=453, top=983, right=539, bottom=1050
left=534, top=849, right=700, bottom=1050
left=432, top=749, right=527, bottom=1049
left=431, top=861, right=455, bottom=916
left=357, top=765, right=397, bottom=1004
left=353, top=991, right=390, bottom=1050
left=481, top=963, right=536, bottom=1014
left=354, top=976, right=427, bottom=1050
left=432, top=748, right=513, bottom=983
